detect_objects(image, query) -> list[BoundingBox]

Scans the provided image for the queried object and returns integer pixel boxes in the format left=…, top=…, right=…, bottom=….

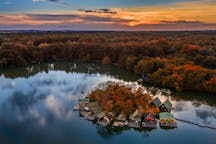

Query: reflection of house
left=160, top=100, right=172, bottom=112
left=159, top=112, right=177, bottom=128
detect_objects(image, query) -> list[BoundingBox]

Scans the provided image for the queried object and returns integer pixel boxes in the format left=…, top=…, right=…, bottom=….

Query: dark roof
left=163, top=100, right=172, bottom=110
left=97, top=112, right=106, bottom=119
left=152, top=97, right=162, bottom=107
left=89, top=102, right=102, bottom=114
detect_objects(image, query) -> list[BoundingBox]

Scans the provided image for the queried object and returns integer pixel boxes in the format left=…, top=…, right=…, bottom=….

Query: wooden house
left=141, top=112, right=157, bottom=128
left=151, top=97, right=162, bottom=107
left=159, top=100, right=172, bottom=112
left=159, top=112, right=177, bottom=128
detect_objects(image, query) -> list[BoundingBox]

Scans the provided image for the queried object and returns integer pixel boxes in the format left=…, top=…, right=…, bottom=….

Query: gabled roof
left=163, top=100, right=172, bottom=110
left=89, top=101, right=99, bottom=108
left=145, top=112, right=155, bottom=119
left=159, top=112, right=174, bottom=120
left=89, top=102, right=102, bottom=114
left=97, top=112, right=106, bottom=119
left=129, top=109, right=142, bottom=120
left=152, top=97, right=162, bottom=107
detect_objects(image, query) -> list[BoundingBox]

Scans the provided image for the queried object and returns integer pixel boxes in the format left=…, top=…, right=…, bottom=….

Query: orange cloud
left=0, top=1, right=215, bottom=30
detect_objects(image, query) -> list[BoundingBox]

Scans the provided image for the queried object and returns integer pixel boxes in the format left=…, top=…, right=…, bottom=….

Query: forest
left=89, top=83, right=159, bottom=115
left=0, top=31, right=215, bottom=93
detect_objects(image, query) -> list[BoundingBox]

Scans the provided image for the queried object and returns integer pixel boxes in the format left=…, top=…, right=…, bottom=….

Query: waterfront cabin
left=159, top=100, right=172, bottom=112
left=128, top=109, right=142, bottom=128
left=97, top=114, right=111, bottom=127
left=113, top=112, right=127, bottom=127
left=159, top=112, right=177, bottom=128
left=141, top=112, right=157, bottom=128
left=89, top=102, right=102, bottom=115
left=107, top=112, right=115, bottom=122
left=97, top=112, right=106, bottom=119
left=86, top=112, right=96, bottom=121
left=116, top=112, right=127, bottom=121
left=78, top=98, right=90, bottom=110
left=129, top=109, right=142, bottom=122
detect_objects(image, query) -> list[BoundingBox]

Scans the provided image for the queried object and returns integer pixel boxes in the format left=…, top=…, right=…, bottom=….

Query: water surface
left=0, top=62, right=215, bottom=144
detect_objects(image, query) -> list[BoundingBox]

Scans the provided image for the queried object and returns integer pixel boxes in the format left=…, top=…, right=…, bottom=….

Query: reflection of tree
left=0, top=62, right=139, bottom=81
left=172, top=91, right=216, bottom=107
left=93, top=122, right=155, bottom=139
left=95, top=125, right=129, bottom=139
left=134, top=128, right=153, bottom=137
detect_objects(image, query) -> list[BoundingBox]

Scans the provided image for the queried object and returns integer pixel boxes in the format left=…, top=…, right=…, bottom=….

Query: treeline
left=0, top=31, right=215, bottom=93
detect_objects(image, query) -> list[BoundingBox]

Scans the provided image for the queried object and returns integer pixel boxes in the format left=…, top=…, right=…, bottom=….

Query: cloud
left=160, top=20, right=203, bottom=24
left=26, top=14, right=79, bottom=21
left=1, top=14, right=134, bottom=24
left=78, top=8, right=117, bottom=14
left=32, top=0, right=67, bottom=5
left=3, top=1, right=12, bottom=5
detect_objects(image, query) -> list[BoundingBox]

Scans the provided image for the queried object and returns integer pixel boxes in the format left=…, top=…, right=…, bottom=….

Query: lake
left=0, top=62, right=215, bottom=144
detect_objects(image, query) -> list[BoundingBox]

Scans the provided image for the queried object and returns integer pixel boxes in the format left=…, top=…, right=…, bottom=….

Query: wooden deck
left=80, top=111, right=88, bottom=117
left=159, top=122, right=177, bottom=128
left=176, top=118, right=216, bottom=130
left=141, top=121, right=157, bottom=128
left=128, top=121, right=140, bottom=128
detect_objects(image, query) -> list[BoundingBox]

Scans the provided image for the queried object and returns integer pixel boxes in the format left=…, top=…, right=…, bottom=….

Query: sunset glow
left=0, top=0, right=215, bottom=30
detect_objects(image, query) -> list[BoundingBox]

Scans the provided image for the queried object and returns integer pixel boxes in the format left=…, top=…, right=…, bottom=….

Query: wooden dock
left=176, top=118, right=216, bottom=130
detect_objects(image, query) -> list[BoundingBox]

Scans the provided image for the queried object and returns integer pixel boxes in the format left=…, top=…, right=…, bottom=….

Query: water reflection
left=0, top=62, right=215, bottom=144
left=0, top=70, right=121, bottom=127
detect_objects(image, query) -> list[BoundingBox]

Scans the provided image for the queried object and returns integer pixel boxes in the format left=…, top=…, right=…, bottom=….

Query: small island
left=74, top=82, right=177, bottom=129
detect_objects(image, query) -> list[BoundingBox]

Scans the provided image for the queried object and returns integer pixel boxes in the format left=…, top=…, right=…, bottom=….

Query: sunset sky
left=0, top=0, right=216, bottom=30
